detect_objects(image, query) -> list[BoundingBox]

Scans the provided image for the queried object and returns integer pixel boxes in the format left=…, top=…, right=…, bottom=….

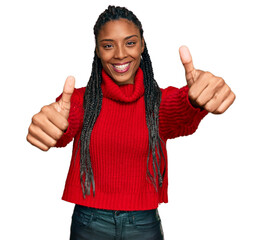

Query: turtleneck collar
left=101, top=68, right=144, bottom=103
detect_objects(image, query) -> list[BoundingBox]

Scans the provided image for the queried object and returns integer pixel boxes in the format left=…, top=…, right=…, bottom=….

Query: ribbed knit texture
left=55, top=68, right=208, bottom=211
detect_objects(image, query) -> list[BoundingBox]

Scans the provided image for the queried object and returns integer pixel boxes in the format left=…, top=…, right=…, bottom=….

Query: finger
left=204, top=84, right=231, bottom=113
left=58, top=76, right=75, bottom=112
left=27, top=133, right=50, bottom=151
left=32, top=111, right=65, bottom=140
left=28, top=123, right=58, bottom=148
left=40, top=104, right=69, bottom=132
left=188, top=71, right=209, bottom=103
left=179, top=45, right=196, bottom=87
left=179, top=45, right=194, bottom=73
left=194, top=76, right=226, bottom=107
left=213, top=91, right=236, bottom=114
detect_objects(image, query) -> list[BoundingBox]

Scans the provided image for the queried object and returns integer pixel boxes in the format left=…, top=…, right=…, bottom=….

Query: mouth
left=112, top=62, right=131, bottom=73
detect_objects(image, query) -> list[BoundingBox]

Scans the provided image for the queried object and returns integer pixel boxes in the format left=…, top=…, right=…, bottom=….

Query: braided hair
left=79, top=5, right=166, bottom=198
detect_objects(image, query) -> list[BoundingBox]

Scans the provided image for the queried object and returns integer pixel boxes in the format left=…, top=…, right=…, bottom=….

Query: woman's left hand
left=179, top=46, right=236, bottom=114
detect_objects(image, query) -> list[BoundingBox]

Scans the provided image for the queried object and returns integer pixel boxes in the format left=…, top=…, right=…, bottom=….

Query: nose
left=114, top=45, right=127, bottom=60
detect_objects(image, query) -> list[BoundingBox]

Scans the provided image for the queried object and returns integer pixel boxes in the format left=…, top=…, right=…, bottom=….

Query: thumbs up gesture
left=27, top=76, right=75, bottom=151
left=179, top=46, right=236, bottom=114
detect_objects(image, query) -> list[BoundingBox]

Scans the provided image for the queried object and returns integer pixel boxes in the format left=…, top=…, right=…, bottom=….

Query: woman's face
left=96, top=19, right=144, bottom=86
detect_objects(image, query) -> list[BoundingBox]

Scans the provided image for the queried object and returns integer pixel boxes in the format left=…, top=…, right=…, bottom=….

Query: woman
left=26, top=5, right=235, bottom=240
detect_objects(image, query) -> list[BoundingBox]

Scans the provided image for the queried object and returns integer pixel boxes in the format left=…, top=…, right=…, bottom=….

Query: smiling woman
left=26, top=4, right=235, bottom=240
left=96, top=19, right=144, bottom=85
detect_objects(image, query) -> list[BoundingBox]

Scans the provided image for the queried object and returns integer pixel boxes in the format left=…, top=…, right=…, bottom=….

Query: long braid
left=80, top=52, right=103, bottom=197
left=79, top=5, right=166, bottom=198
left=141, top=44, right=166, bottom=190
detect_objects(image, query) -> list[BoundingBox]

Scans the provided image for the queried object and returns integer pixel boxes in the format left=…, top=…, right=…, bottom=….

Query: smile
left=112, top=62, right=131, bottom=73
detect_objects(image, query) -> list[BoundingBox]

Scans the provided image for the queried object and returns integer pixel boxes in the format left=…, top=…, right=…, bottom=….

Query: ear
left=96, top=46, right=100, bottom=58
left=141, top=38, right=145, bottom=53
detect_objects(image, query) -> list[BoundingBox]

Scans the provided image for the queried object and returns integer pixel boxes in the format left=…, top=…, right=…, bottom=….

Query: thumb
left=57, top=76, right=75, bottom=115
left=179, top=45, right=196, bottom=88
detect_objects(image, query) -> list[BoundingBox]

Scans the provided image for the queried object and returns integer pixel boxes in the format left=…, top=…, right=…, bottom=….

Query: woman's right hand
left=26, top=76, right=75, bottom=151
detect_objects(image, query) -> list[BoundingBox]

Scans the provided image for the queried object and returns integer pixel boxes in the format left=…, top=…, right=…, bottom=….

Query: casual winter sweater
left=55, top=67, right=208, bottom=211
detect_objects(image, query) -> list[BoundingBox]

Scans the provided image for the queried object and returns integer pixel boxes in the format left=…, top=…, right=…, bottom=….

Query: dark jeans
left=70, top=204, right=164, bottom=240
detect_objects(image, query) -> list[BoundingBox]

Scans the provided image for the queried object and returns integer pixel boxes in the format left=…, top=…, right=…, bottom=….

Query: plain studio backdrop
left=0, top=0, right=261, bottom=239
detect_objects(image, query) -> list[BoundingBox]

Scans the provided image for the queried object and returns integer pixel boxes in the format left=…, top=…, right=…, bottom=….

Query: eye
left=127, top=41, right=136, bottom=46
left=103, top=44, right=113, bottom=49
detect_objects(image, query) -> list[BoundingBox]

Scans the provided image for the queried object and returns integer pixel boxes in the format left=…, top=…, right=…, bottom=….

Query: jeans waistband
left=74, top=204, right=158, bottom=218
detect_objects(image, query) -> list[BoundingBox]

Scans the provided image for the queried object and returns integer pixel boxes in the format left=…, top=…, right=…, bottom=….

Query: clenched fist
left=26, top=76, right=75, bottom=151
left=179, top=46, right=236, bottom=114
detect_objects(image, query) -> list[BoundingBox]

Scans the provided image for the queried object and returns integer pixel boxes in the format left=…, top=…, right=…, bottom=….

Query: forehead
left=97, top=19, right=140, bottom=40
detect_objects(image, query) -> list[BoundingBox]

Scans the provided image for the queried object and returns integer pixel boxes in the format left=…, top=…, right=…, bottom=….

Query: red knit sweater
left=55, top=68, right=208, bottom=211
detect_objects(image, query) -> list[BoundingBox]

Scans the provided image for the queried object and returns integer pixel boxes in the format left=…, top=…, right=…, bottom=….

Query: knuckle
left=196, top=98, right=204, bottom=107
left=61, top=120, right=69, bottom=131
left=54, top=130, right=63, bottom=140
left=48, top=139, right=57, bottom=147
left=32, top=113, right=41, bottom=125
left=205, top=103, right=215, bottom=113
left=205, top=71, right=213, bottom=78
left=40, top=105, right=47, bottom=112
left=216, top=107, right=225, bottom=114
left=28, top=124, right=35, bottom=134
left=26, top=133, right=32, bottom=143
left=216, top=77, right=225, bottom=88
left=212, top=93, right=219, bottom=101
left=224, top=85, right=231, bottom=95
left=188, top=89, right=197, bottom=101
left=41, top=105, right=50, bottom=114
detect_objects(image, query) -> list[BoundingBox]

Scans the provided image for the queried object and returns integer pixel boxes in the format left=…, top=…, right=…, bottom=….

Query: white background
left=0, top=0, right=261, bottom=239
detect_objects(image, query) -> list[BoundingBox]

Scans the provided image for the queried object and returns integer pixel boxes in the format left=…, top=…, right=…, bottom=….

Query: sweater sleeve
left=55, top=87, right=85, bottom=148
left=159, top=85, right=208, bottom=140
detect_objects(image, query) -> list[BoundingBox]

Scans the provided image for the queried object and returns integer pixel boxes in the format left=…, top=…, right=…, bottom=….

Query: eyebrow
left=99, top=35, right=139, bottom=42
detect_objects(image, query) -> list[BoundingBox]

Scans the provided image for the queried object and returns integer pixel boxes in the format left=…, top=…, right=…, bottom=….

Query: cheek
left=134, top=53, right=142, bottom=65
left=135, top=46, right=143, bottom=58
left=99, top=50, right=113, bottom=64
left=129, top=49, right=142, bottom=61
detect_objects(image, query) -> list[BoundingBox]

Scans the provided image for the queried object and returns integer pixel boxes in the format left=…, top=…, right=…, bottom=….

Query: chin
left=111, top=71, right=135, bottom=85
left=114, top=76, right=133, bottom=85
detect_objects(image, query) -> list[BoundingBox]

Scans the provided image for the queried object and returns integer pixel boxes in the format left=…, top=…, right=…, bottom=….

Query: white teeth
left=113, top=63, right=129, bottom=70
